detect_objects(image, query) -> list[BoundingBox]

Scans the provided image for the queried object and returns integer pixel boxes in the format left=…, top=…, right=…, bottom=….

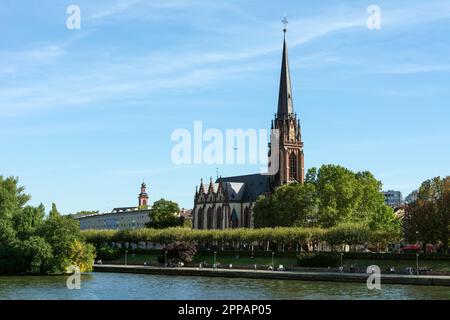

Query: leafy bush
left=297, top=253, right=341, bottom=268
left=158, top=241, right=197, bottom=264
left=96, top=246, right=122, bottom=260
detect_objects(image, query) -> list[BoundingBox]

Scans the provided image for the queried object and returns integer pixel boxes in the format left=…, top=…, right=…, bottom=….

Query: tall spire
left=277, top=15, right=294, bottom=117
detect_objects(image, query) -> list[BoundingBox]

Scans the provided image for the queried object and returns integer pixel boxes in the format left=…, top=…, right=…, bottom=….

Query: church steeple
left=138, top=181, right=149, bottom=207
left=277, top=17, right=294, bottom=117
left=269, top=16, right=305, bottom=188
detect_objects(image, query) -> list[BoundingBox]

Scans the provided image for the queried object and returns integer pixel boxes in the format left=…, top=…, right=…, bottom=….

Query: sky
left=1, top=0, right=449, bottom=214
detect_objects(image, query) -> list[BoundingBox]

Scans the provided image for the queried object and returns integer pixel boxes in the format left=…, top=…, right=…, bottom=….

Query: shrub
left=97, top=246, right=121, bottom=260
left=297, top=253, right=341, bottom=268
left=158, top=241, right=197, bottom=264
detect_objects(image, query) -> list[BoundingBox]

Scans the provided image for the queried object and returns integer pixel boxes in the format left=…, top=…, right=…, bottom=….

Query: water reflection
left=0, top=273, right=449, bottom=300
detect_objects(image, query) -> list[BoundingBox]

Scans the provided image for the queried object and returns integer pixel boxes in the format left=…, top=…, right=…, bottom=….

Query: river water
left=1, top=272, right=449, bottom=300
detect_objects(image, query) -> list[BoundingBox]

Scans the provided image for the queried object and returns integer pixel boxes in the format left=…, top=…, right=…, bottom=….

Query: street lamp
left=165, top=250, right=168, bottom=268
left=340, top=252, right=344, bottom=270
left=125, top=250, right=128, bottom=266
left=271, top=251, right=275, bottom=271
left=416, top=253, right=419, bottom=275
left=213, top=251, right=217, bottom=269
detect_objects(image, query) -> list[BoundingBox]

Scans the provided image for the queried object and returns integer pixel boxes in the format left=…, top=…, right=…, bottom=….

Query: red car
left=401, top=244, right=421, bottom=253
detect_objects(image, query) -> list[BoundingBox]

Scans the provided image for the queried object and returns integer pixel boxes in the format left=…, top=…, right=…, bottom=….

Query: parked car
left=400, top=244, right=420, bottom=253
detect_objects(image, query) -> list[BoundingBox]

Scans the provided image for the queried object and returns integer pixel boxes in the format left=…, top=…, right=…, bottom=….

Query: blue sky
left=1, top=0, right=449, bottom=214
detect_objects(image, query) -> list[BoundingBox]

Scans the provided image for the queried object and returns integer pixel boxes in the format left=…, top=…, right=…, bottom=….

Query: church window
left=197, top=209, right=204, bottom=229
left=289, top=153, right=297, bottom=181
left=217, top=207, right=223, bottom=229
left=207, top=208, right=213, bottom=229
left=243, top=208, right=251, bottom=228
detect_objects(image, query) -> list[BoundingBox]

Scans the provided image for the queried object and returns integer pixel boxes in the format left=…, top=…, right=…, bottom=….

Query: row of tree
left=0, top=176, right=95, bottom=274
left=81, top=223, right=400, bottom=251
left=253, top=165, right=400, bottom=232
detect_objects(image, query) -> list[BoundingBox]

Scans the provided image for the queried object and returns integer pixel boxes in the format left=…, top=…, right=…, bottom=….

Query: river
left=1, top=272, right=449, bottom=300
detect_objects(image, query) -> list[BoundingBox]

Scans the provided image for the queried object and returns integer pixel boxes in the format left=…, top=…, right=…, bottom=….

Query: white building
left=74, top=182, right=151, bottom=230
left=75, top=206, right=151, bottom=230
left=383, top=190, right=403, bottom=208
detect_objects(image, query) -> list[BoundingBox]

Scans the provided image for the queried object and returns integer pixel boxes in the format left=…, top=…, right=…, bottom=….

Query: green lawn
left=192, top=254, right=295, bottom=268
left=102, top=252, right=450, bottom=273
left=343, top=259, right=450, bottom=273
left=102, top=252, right=296, bottom=268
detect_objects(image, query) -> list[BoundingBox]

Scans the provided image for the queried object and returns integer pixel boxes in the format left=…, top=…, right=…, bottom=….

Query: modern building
left=383, top=190, right=403, bottom=208
left=192, top=25, right=304, bottom=230
left=75, top=182, right=151, bottom=230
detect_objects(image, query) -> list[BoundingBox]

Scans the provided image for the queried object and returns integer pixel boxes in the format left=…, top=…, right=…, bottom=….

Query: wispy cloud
left=374, top=64, right=450, bottom=75
left=2, top=0, right=450, bottom=117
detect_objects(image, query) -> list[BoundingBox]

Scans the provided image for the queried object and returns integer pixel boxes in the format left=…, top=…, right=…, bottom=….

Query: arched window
left=207, top=208, right=214, bottom=230
left=224, top=206, right=230, bottom=228
left=289, top=153, right=297, bottom=181
left=216, top=207, right=223, bottom=229
left=231, top=208, right=239, bottom=229
left=243, top=208, right=251, bottom=228
left=197, top=208, right=204, bottom=230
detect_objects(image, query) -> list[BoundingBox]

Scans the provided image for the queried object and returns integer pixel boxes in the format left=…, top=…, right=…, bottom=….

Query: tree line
left=254, top=164, right=400, bottom=232
left=81, top=223, right=400, bottom=251
left=0, top=176, right=95, bottom=275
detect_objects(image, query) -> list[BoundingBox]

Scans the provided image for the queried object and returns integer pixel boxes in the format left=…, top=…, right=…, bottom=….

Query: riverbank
left=101, top=251, right=450, bottom=274
left=93, top=264, right=450, bottom=286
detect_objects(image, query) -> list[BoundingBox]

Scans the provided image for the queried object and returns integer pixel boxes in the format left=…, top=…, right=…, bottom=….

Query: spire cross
left=282, top=15, right=288, bottom=33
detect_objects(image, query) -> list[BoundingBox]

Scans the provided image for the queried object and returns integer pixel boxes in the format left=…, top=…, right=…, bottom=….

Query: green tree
left=19, top=236, right=53, bottom=274
left=0, top=176, right=95, bottom=274
left=146, top=199, right=182, bottom=229
left=404, top=176, right=450, bottom=252
left=13, top=204, right=45, bottom=240
left=254, top=165, right=397, bottom=231
left=313, top=165, right=397, bottom=230
left=254, top=182, right=318, bottom=228
left=0, top=176, right=30, bottom=220
left=0, top=219, right=17, bottom=247
left=68, top=210, right=99, bottom=218
left=37, top=209, right=83, bottom=274
left=49, top=202, right=60, bottom=219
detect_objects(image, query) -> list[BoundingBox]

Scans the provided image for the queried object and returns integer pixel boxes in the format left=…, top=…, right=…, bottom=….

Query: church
left=192, top=25, right=305, bottom=230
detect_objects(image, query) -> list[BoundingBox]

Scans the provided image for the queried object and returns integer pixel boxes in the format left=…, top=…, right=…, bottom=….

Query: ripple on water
left=0, top=273, right=449, bottom=300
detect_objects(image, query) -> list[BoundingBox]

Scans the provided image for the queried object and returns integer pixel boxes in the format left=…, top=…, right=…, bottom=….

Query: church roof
left=217, top=173, right=270, bottom=202
left=222, top=182, right=246, bottom=201
left=277, top=32, right=294, bottom=117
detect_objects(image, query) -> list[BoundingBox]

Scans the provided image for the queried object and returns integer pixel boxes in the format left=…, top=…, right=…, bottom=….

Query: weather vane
left=282, top=15, right=288, bottom=33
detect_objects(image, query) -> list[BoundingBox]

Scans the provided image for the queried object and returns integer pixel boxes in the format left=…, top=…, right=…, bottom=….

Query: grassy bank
left=101, top=251, right=450, bottom=273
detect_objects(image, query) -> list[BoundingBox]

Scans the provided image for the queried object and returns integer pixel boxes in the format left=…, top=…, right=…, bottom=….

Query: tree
left=49, top=202, right=60, bottom=219
left=254, top=164, right=398, bottom=231
left=13, top=204, right=45, bottom=240
left=159, top=241, right=197, bottom=264
left=19, top=236, right=53, bottom=274
left=0, top=176, right=30, bottom=220
left=37, top=209, right=83, bottom=274
left=68, top=210, right=99, bottom=218
left=254, top=182, right=318, bottom=228
left=404, top=176, right=450, bottom=252
left=0, top=176, right=96, bottom=274
left=312, top=165, right=397, bottom=230
left=146, top=199, right=182, bottom=229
